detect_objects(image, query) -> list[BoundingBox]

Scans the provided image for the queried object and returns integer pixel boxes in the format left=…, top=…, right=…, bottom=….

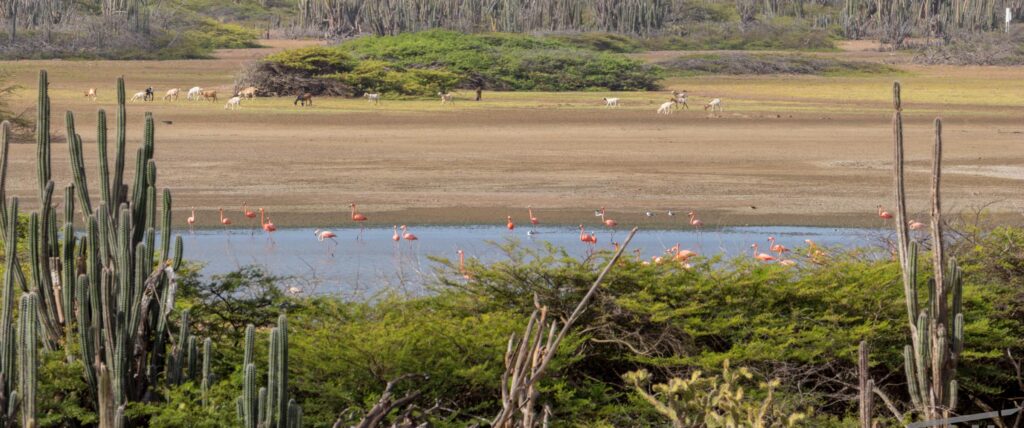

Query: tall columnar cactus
left=18, top=293, right=38, bottom=428
left=891, top=82, right=963, bottom=421
left=238, top=316, right=301, bottom=428
left=202, top=337, right=212, bottom=408
left=0, top=71, right=189, bottom=427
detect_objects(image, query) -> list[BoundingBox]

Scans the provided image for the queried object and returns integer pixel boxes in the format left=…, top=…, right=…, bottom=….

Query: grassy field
left=1, top=40, right=1022, bottom=228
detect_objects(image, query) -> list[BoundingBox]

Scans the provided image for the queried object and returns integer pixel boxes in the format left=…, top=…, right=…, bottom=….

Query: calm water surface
left=181, top=225, right=886, bottom=297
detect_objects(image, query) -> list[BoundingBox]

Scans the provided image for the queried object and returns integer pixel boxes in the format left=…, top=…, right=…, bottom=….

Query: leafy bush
left=658, top=53, right=896, bottom=75
left=248, top=30, right=660, bottom=96
left=537, top=32, right=647, bottom=53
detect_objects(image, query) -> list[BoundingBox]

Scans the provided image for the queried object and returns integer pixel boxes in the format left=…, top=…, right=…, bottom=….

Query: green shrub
left=545, top=32, right=647, bottom=53
left=644, top=20, right=836, bottom=51
left=264, top=46, right=356, bottom=74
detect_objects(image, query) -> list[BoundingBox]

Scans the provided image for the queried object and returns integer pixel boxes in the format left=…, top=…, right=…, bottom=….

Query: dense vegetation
left=658, top=53, right=896, bottom=75
left=0, top=0, right=262, bottom=59
left=94, top=225, right=1023, bottom=427
left=241, top=30, right=660, bottom=96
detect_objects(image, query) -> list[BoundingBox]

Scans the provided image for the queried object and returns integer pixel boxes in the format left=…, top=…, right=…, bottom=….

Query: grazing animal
left=186, top=86, right=203, bottom=101
left=201, top=90, right=218, bottom=102
left=144, top=87, right=154, bottom=101
left=603, top=97, right=620, bottom=108
left=238, top=86, right=258, bottom=99
left=438, top=92, right=455, bottom=104
left=129, top=91, right=148, bottom=103
left=671, top=90, right=689, bottom=109
left=657, top=100, right=677, bottom=115
left=164, top=88, right=180, bottom=101
left=294, top=93, right=313, bottom=107
left=224, top=96, right=241, bottom=110
left=704, top=98, right=723, bottom=112
left=364, top=93, right=381, bottom=104
left=84, top=88, right=97, bottom=100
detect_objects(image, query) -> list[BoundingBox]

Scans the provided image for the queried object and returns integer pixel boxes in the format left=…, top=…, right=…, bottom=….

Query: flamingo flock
left=183, top=202, right=909, bottom=272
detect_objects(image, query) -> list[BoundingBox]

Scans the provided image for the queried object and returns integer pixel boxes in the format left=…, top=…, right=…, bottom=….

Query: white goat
left=364, top=93, right=381, bottom=104
left=129, top=91, right=147, bottom=103
left=224, top=96, right=241, bottom=110
left=164, top=88, right=180, bottom=101
left=704, top=98, right=723, bottom=112
left=186, top=86, right=203, bottom=101
left=439, top=92, right=455, bottom=104
left=603, top=97, right=620, bottom=108
left=657, top=100, right=677, bottom=115
left=672, top=90, right=689, bottom=109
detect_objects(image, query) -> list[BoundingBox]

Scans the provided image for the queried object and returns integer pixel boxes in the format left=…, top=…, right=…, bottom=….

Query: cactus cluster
left=891, top=82, right=963, bottom=421
left=238, top=316, right=302, bottom=428
left=0, top=69, right=195, bottom=426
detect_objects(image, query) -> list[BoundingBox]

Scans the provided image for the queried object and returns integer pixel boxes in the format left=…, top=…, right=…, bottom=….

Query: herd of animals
left=83, top=85, right=718, bottom=113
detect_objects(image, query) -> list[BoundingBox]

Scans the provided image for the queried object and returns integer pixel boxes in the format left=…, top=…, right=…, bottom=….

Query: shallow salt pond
left=181, top=225, right=886, bottom=297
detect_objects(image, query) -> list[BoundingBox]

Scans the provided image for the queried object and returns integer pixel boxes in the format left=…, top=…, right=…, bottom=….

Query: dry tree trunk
left=491, top=228, right=638, bottom=428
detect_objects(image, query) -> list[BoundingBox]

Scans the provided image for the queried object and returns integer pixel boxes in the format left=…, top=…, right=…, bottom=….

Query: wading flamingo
left=350, top=203, right=368, bottom=238
left=767, top=236, right=789, bottom=256
left=877, top=205, right=894, bottom=220
left=528, top=206, right=539, bottom=233
left=392, top=225, right=400, bottom=242
left=599, top=208, right=618, bottom=228
left=751, top=244, right=776, bottom=262
left=259, top=208, right=277, bottom=244
left=314, top=229, right=339, bottom=256
left=688, top=211, right=704, bottom=228
left=457, top=250, right=471, bottom=279
left=579, top=224, right=597, bottom=254
left=218, top=208, right=232, bottom=232
left=243, top=202, right=257, bottom=234
left=401, top=225, right=418, bottom=241
left=908, top=219, right=926, bottom=230
left=187, top=207, right=196, bottom=234
left=506, top=216, right=515, bottom=231
left=779, top=259, right=797, bottom=267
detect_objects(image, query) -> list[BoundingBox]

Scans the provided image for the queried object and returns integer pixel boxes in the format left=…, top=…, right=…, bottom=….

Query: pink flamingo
left=259, top=208, right=277, bottom=245
left=392, top=225, right=401, bottom=242
left=314, top=228, right=339, bottom=256
left=779, top=259, right=797, bottom=267
left=350, top=203, right=368, bottom=238
left=687, top=211, right=704, bottom=228
left=243, top=202, right=257, bottom=233
left=218, top=208, right=232, bottom=234
left=751, top=244, right=776, bottom=262
left=908, top=219, right=926, bottom=230
left=186, top=207, right=196, bottom=234
left=767, top=236, right=789, bottom=256
left=506, top=216, right=515, bottom=231
left=528, top=206, right=539, bottom=232
left=401, top=225, right=418, bottom=241
left=599, top=207, right=618, bottom=228
left=457, top=250, right=471, bottom=279
left=579, top=224, right=597, bottom=254
left=877, top=205, right=894, bottom=220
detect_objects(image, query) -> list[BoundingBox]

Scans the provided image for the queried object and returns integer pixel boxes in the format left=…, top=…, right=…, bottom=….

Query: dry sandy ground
left=1, top=40, right=1023, bottom=228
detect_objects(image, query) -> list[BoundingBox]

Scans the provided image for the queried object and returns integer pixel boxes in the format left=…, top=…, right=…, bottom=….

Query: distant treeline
left=297, top=0, right=697, bottom=36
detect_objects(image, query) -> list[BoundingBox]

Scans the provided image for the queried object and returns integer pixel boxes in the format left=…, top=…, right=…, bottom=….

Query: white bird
left=667, top=210, right=676, bottom=217
left=645, top=211, right=655, bottom=217
left=286, top=286, right=303, bottom=295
